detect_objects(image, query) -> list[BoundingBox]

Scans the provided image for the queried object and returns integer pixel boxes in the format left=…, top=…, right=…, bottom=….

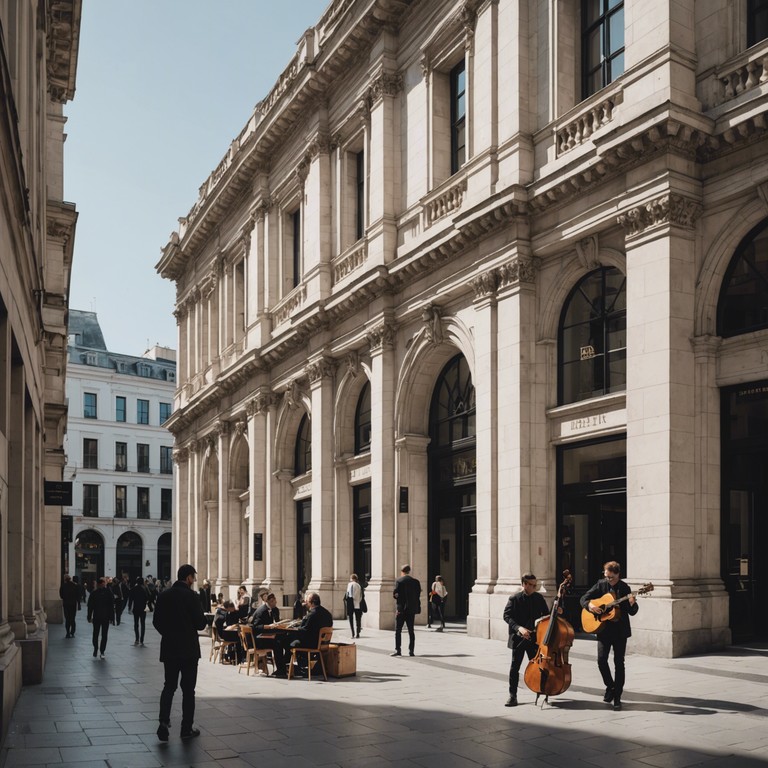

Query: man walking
left=59, top=574, right=79, bottom=638
left=152, top=564, right=207, bottom=741
left=87, top=577, right=115, bottom=659
left=392, top=564, right=421, bottom=657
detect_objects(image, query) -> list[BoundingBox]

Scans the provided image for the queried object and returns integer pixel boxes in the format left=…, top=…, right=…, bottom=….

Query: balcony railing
left=333, top=240, right=367, bottom=284
left=423, top=175, right=467, bottom=228
left=555, top=86, right=623, bottom=156
left=271, top=284, right=307, bottom=327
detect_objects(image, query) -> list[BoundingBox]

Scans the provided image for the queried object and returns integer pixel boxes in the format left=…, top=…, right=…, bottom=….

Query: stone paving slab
left=1, top=620, right=768, bottom=767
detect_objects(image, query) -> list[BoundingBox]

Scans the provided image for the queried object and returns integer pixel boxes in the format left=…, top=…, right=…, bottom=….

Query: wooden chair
left=210, top=624, right=237, bottom=665
left=288, top=626, right=333, bottom=681
left=238, top=625, right=275, bottom=676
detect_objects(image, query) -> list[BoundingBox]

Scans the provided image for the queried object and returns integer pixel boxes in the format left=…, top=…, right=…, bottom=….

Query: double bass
left=523, top=570, right=574, bottom=705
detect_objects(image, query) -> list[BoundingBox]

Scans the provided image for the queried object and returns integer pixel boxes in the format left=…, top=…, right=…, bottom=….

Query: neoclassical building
left=0, top=0, right=81, bottom=741
left=158, top=0, right=768, bottom=657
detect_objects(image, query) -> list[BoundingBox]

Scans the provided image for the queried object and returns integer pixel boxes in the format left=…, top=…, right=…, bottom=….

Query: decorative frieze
left=368, top=72, right=402, bottom=104
left=246, top=390, right=279, bottom=416
left=307, top=357, right=335, bottom=383
left=421, top=304, right=444, bottom=345
left=497, top=256, right=536, bottom=287
left=471, top=270, right=499, bottom=300
left=272, top=285, right=307, bottom=327
left=366, top=321, right=397, bottom=352
left=617, top=193, right=702, bottom=237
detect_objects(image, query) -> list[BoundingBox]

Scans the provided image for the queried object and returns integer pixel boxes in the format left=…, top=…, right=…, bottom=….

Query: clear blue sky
left=65, top=1, right=325, bottom=356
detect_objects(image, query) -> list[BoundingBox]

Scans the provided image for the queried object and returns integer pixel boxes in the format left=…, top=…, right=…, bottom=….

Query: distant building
left=158, top=0, right=768, bottom=657
left=64, top=311, right=175, bottom=587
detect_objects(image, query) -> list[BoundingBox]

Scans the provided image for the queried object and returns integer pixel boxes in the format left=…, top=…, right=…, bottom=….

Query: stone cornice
left=47, top=0, right=82, bottom=103
left=617, top=193, right=703, bottom=238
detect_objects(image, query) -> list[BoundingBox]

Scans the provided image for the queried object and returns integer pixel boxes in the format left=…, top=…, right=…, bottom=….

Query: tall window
left=115, top=396, right=126, bottom=422
left=749, top=0, right=768, bottom=47
left=115, top=485, right=126, bottom=518
left=137, top=487, right=150, bottom=519
left=137, top=443, right=150, bottom=473
left=582, top=0, right=625, bottom=99
left=160, top=446, right=173, bottom=474
left=161, top=488, right=172, bottom=521
left=431, top=355, right=476, bottom=448
left=137, top=399, right=149, bottom=425
left=294, top=414, right=312, bottom=476
left=718, top=219, right=768, bottom=337
left=159, top=402, right=172, bottom=424
left=83, top=392, right=97, bottom=419
left=355, top=382, right=372, bottom=455
left=83, top=484, right=99, bottom=517
left=355, top=150, right=365, bottom=241
left=83, top=438, right=98, bottom=470
left=115, top=442, right=127, bottom=472
left=292, top=209, right=302, bottom=289
left=559, top=267, right=626, bottom=405
left=450, top=59, right=466, bottom=174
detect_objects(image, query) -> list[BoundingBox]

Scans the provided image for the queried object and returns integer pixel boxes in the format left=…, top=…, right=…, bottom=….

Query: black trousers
left=596, top=627, right=628, bottom=698
left=255, top=634, right=285, bottom=669
left=133, top=611, right=146, bottom=642
left=509, top=642, right=537, bottom=695
left=114, top=601, right=124, bottom=625
left=63, top=604, right=77, bottom=636
left=92, top=620, right=110, bottom=653
left=347, top=608, right=362, bottom=635
left=395, top=610, right=416, bottom=653
left=159, top=658, right=199, bottom=730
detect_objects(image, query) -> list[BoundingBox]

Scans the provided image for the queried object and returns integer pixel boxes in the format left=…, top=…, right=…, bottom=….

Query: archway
left=116, top=531, right=142, bottom=583
left=157, top=532, right=172, bottom=582
left=75, top=529, right=104, bottom=588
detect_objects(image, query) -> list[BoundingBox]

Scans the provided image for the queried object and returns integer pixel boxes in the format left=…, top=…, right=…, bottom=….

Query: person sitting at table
left=214, top=601, right=243, bottom=663
left=249, top=593, right=288, bottom=676
left=236, top=585, right=251, bottom=621
left=277, top=592, right=333, bottom=676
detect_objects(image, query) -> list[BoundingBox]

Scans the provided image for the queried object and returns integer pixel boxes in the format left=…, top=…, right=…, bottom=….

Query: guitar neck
left=606, top=592, right=635, bottom=608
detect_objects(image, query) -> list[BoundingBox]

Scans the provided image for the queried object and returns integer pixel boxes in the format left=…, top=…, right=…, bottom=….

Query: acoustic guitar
left=581, top=583, right=654, bottom=634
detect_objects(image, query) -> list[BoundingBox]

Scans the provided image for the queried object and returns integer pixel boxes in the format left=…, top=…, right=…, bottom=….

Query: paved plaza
left=2, top=617, right=768, bottom=768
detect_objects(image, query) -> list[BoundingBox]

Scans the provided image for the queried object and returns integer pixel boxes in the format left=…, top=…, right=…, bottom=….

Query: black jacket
left=393, top=574, right=421, bottom=614
left=59, top=580, right=79, bottom=608
left=152, top=580, right=207, bottom=662
left=199, top=586, right=212, bottom=612
left=128, top=585, right=149, bottom=614
left=294, top=604, right=333, bottom=648
left=250, top=603, right=280, bottom=630
left=87, top=586, right=116, bottom=623
left=580, top=578, right=639, bottom=638
left=503, top=590, right=550, bottom=650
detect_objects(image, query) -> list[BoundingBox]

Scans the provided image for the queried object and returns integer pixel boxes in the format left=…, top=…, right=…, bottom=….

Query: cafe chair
left=210, top=625, right=237, bottom=665
left=287, top=626, right=333, bottom=681
left=238, top=625, right=275, bottom=676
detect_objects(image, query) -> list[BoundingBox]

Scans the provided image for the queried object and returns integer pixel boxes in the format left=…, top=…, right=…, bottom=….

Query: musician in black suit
left=250, top=593, right=288, bottom=676
left=392, top=564, right=421, bottom=657
left=580, top=560, right=638, bottom=711
left=277, top=592, right=333, bottom=676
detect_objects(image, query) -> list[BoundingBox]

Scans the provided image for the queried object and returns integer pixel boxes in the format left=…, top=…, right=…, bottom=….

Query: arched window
left=430, top=354, right=476, bottom=449
left=294, top=414, right=312, bottom=476
left=559, top=266, right=626, bottom=405
left=718, top=219, right=768, bottom=338
left=354, top=382, right=371, bottom=455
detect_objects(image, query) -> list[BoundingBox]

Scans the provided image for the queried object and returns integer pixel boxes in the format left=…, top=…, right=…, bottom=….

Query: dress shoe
left=180, top=727, right=200, bottom=740
left=505, top=695, right=518, bottom=707
left=92, top=648, right=97, bottom=658
left=613, top=699, right=622, bottom=711
left=435, top=627, right=443, bottom=632
left=409, top=651, right=415, bottom=656
left=156, top=722, right=169, bottom=742
left=391, top=651, right=401, bottom=656
left=603, top=687, right=614, bottom=703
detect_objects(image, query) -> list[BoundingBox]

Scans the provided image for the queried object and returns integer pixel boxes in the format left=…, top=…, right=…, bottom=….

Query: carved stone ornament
left=307, top=357, right=335, bottom=383
left=497, top=256, right=536, bottom=287
left=366, top=321, right=397, bottom=351
left=46, top=219, right=71, bottom=241
left=173, top=447, right=189, bottom=464
left=617, top=193, right=703, bottom=236
left=213, top=420, right=230, bottom=439
left=420, top=52, right=430, bottom=80
left=205, top=434, right=217, bottom=453
left=254, top=197, right=272, bottom=222
left=296, top=154, right=311, bottom=185
left=233, top=420, right=247, bottom=438
left=307, top=134, right=331, bottom=159
left=345, top=351, right=360, bottom=378
left=246, top=391, right=279, bottom=416
left=284, top=379, right=302, bottom=409
left=575, top=235, right=600, bottom=271
left=421, top=304, right=444, bottom=345
left=471, top=270, right=499, bottom=299
left=368, top=72, right=403, bottom=104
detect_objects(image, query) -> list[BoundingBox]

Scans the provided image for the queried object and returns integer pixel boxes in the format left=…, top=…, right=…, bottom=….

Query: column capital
left=246, top=388, right=280, bottom=416
left=618, top=193, right=702, bottom=238
left=471, top=270, right=499, bottom=302
left=690, top=333, right=722, bottom=360
left=307, top=356, right=335, bottom=384
left=368, top=72, right=402, bottom=105
left=173, top=447, right=189, bottom=464
left=366, top=321, right=397, bottom=352
left=497, top=255, right=536, bottom=289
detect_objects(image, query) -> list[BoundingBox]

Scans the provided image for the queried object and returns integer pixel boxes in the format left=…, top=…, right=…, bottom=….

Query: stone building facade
left=63, top=311, right=175, bottom=589
left=158, top=0, right=768, bottom=657
left=0, top=0, right=81, bottom=741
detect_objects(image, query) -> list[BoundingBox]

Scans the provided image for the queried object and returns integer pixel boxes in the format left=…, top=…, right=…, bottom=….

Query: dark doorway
left=116, top=532, right=143, bottom=583
left=157, top=532, right=172, bottom=582
left=75, top=529, right=104, bottom=587
left=296, top=499, right=312, bottom=594
left=353, top=484, right=371, bottom=588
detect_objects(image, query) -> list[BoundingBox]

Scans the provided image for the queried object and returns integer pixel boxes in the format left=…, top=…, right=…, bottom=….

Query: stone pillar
left=173, top=447, right=190, bottom=569
left=366, top=321, right=397, bottom=626
left=620, top=191, right=727, bottom=656
left=215, top=422, right=233, bottom=588
left=307, top=357, right=335, bottom=606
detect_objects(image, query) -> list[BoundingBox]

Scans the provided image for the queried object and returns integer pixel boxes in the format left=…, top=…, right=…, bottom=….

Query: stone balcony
left=698, top=39, right=768, bottom=112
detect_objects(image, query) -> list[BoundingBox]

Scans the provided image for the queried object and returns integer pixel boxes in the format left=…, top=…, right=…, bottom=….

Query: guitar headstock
left=636, top=583, right=654, bottom=596
left=559, top=569, right=573, bottom=596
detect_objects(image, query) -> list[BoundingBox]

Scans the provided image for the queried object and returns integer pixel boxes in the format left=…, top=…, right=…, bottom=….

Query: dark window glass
left=83, top=393, right=97, bottom=419
left=161, top=488, right=172, bottom=521
left=83, top=438, right=98, bottom=469
left=582, top=0, right=625, bottom=99
left=450, top=59, right=467, bottom=174
left=430, top=354, right=476, bottom=452
left=137, top=443, right=150, bottom=473
left=292, top=209, right=301, bottom=289
left=159, top=402, right=172, bottom=424
left=354, top=382, right=372, bottom=455
left=115, top=396, right=126, bottom=422
left=115, top=486, right=126, bottom=518
left=137, top=399, right=149, bottom=425
left=356, top=150, right=365, bottom=241
left=718, top=219, right=768, bottom=337
left=294, top=414, right=312, bottom=476
left=137, top=487, right=150, bottom=519
left=559, top=266, right=627, bottom=404
left=160, top=446, right=173, bottom=474
left=83, top=484, right=99, bottom=517
left=115, top=442, right=127, bottom=472
left=749, top=0, right=768, bottom=46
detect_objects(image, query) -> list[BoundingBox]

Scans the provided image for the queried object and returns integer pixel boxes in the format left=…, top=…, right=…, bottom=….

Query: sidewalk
left=2, top=617, right=768, bottom=767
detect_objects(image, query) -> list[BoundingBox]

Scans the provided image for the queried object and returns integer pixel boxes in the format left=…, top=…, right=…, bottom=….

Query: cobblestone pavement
left=2, top=616, right=768, bottom=767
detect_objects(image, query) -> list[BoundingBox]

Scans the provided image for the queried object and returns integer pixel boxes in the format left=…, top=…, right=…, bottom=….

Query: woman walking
left=345, top=574, right=364, bottom=638
left=431, top=575, right=447, bottom=631
left=129, top=577, right=149, bottom=646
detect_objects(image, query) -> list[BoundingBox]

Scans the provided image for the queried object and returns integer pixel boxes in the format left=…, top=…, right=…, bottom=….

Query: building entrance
left=296, top=499, right=312, bottom=594
left=721, top=382, right=768, bottom=642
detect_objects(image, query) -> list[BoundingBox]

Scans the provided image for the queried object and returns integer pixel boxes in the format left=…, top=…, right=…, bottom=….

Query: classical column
left=173, top=447, right=190, bottom=568
left=215, top=421, right=235, bottom=589
left=307, top=356, right=336, bottom=606
left=366, top=321, right=397, bottom=627
left=619, top=191, right=727, bottom=656
left=249, top=203, right=268, bottom=349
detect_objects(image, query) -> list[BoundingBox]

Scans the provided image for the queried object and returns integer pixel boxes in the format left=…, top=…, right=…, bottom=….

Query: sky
left=65, top=1, right=326, bottom=356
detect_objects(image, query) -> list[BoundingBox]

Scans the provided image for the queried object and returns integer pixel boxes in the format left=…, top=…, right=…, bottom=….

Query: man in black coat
left=250, top=593, right=287, bottom=676
left=60, top=574, right=79, bottom=638
left=87, top=577, right=115, bottom=659
left=580, top=560, right=638, bottom=711
left=392, top=564, right=421, bottom=657
left=503, top=572, right=551, bottom=706
left=276, top=592, right=332, bottom=675
left=153, top=564, right=207, bottom=741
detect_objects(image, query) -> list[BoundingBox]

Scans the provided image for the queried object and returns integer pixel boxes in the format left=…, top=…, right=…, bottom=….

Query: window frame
left=83, top=392, right=97, bottom=419
left=115, top=395, right=126, bottom=423
left=137, top=398, right=149, bottom=425
left=137, top=486, right=150, bottom=519
left=581, top=0, right=625, bottom=100
left=160, top=445, right=173, bottom=475
left=115, top=441, right=127, bottom=472
left=137, top=443, right=150, bottom=473
left=159, top=402, right=172, bottom=424
left=83, top=484, right=99, bottom=517
left=450, top=58, right=467, bottom=175
left=354, top=382, right=372, bottom=455
left=115, top=485, right=127, bottom=518
left=82, top=438, right=98, bottom=470
left=161, top=488, right=172, bottom=521
left=294, top=414, right=312, bottom=476
left=292, top=208, right=302, bottom=289
left=748, top=0, right=768, bottom=47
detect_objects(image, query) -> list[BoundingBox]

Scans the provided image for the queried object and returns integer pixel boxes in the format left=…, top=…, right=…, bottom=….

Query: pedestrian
left=580, top=560, right=638, bottom=711
left=430, top=575, right=448, bottom=631
left=502, top=572, right=551, bottom=706
left=59, top=574, right=79, bottom=638
left=198, top=579, right=212, bottom=612
left=129, top=576, right=149, bottom=646
left=110, top=576, right=124, bottom=626
left=344, top=573, right=363, bottom=639
left=72, top=574, right=85, bottom=611
left=392, top=564, right=421, bottom=657
left=153, top=563, right=207, bottom=742
left=87, top=576, right=115, bottom=659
